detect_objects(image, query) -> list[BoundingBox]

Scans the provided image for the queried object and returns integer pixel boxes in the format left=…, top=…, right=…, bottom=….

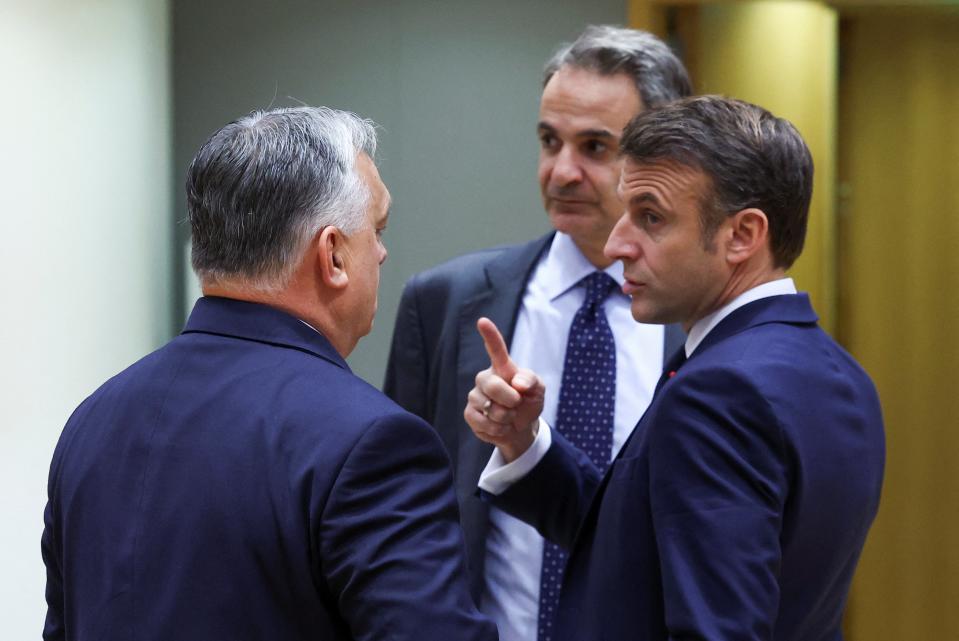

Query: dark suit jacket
left=491, top=294, right=885, bottom=641
left=42, top=296, right=496, bottom=641
left=384, top=233, right=685, bottom=600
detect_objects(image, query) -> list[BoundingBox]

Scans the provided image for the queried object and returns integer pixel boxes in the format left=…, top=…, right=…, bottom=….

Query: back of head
left=187, top=106, right=377, bottom=291
left=543, top=25, right=692, bottom=109
left=620, top=95, right=813, bottom=268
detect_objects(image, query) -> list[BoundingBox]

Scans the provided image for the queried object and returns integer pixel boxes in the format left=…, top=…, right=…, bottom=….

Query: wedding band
left=482, top=399, right=492, bottom=417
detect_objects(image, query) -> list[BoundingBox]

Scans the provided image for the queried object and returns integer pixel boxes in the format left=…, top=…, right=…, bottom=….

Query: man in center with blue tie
left=384, top=25, right=692, bottom=641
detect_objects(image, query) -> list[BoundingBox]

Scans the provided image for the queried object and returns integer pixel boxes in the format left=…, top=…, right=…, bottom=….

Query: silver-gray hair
left=544, top=25, right=692, bottom=109
left=187, top=106, right=377, bottom=290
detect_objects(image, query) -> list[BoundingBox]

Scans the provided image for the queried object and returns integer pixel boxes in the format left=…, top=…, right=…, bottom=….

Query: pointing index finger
left=477, top=317, right=517, bottom=380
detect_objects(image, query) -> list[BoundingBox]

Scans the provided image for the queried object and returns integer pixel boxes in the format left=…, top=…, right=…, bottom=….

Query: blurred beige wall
left=838, top=9, right=959, bottom=638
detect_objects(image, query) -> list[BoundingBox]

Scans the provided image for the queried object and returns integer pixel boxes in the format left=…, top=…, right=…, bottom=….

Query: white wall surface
left=0, top=0, right=171, bottom=635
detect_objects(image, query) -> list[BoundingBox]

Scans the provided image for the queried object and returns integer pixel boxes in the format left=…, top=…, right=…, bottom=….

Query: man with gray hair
left=385, top=26, right=691, bottom=641
left=41, top=107, right=496, bottom=641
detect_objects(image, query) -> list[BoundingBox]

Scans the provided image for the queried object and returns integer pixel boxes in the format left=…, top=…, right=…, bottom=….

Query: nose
left=548, top=146, right=583, bottom=187
left=604, top=213, right=632, bottom=262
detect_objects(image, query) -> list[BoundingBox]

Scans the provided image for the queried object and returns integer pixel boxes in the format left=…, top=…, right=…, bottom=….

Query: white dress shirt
left=480, top=277, right=799, bottom=502
left=478, top=232, right=664, bottom=641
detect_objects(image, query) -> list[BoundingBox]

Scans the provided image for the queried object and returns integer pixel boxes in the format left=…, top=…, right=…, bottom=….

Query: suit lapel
left=454, top=234, right=554, bottom=495
left=561, top=339, right=683, bottom=570
left=663, top=323, right=686, bottom=367
left=565, top=293, right=819, bottom=562
left=454, top=234, right=554, bottom=408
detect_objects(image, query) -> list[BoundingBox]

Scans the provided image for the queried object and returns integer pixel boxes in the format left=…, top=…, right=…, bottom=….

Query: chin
left=548, top=208, right=592, bottom=226
left=358, top=319, right=374, bottom=339
left=549, top=212, right=600, bottom=242
left=629, top=302, right=668, bottom=326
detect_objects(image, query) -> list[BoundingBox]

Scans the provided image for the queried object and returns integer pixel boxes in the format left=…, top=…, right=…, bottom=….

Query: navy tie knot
left=581, top=271, right=618, bottom=312
left=579, top=272, right=619, bottom=318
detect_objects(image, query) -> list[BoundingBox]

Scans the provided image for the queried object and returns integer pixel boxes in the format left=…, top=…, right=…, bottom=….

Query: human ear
left=317, top=227, right=349, bottom=289
left=726, top=208, right=769, bottom=265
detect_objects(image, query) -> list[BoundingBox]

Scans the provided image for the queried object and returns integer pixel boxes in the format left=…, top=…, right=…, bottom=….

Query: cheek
left=599, top=157, right=622, bottom=183
left=675, top=247, right=714, bottom=289
left=593, top=166, right=623, bottom=202
left=537, top=156, right=552, bottom=190
left=646, top=242, right=684, bottom=278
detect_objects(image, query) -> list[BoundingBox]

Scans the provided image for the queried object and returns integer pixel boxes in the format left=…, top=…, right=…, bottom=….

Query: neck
left=573, top=237, right=614, bottom=269
left=202, top=280, right=281, bottom=307
left=201, top=279, right=351, bottom=356
left=682, top=264, right=788, bottom=333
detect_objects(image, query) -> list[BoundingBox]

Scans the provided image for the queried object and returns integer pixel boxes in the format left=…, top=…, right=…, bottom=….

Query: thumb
left=510, top=368, right=540, bottom=395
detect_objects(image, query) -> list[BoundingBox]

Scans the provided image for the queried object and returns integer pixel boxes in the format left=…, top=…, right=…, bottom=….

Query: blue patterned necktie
left=537, top=271, right=618, bottom=641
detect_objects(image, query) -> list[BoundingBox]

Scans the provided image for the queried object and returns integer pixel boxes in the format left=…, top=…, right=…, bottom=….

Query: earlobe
left=318, top=227, right=349, bottom=289
left=726, top=208, right=768, bottom=264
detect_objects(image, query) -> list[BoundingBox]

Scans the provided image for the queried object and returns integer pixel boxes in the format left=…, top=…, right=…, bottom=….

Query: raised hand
left=464, top=317, right=545, bottom=462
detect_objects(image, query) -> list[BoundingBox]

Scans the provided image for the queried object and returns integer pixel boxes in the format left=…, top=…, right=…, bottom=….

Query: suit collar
left=182, top=296, right=350, bottom=372
left=686, top=278, right=797, bottom=356
left=692, top=292, right=818, bottom=359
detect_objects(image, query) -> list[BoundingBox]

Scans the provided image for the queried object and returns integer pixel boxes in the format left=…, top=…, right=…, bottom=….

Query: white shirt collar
left=299, top=319, right=322, bottom=335
left=685, top=277, right=797, bottom=357
left=541, top=232, right=625, bottom=301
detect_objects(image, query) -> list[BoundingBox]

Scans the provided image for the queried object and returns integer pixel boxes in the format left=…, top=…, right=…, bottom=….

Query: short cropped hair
left=620, top=95, right=813, bottom=268
left=543, top=25, right=692, bottom=109
left=186, top=106, right=377, bottom=290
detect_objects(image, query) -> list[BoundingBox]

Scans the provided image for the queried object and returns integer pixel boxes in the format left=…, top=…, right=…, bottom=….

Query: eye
left=641, top=211, right=662, bottom=226
left=539, top=132, right=559, bottom=151
left=583, top=139, right=608, bottom=156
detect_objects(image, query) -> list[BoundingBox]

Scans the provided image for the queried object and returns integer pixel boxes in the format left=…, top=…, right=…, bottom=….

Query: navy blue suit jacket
left=42, top=297, right=496, bottom=641
left=384, top=233, right=685, bottom=600
left=491, top=294, right=885, bottom=641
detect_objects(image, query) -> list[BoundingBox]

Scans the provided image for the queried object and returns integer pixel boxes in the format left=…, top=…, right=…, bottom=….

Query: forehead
left=618, top=159, right=709, bottom=203
left=355, top=153, right=390, bottom=217
left=539, top=66, right=643, bottom=135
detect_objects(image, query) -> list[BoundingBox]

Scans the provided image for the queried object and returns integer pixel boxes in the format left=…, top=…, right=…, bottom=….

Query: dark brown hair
left=621, top=95, right=813, bottom=268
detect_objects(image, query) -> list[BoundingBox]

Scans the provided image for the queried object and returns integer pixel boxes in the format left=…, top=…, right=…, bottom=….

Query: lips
left=621, top=279, right=645, bottom=295
left=547, top=194, right=596, bottom=206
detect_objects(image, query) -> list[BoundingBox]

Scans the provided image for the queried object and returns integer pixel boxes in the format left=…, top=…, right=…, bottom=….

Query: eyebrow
left=628, top=192, right=662, bottom=207
left=537, top=122, right=616, bottom=140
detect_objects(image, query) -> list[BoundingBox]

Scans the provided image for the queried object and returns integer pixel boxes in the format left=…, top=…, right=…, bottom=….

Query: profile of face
left=605, top=159, right=730, bottom=330
left=339, top=153, right=390, bottom=347
left=537, top=66, right=643, bottom=266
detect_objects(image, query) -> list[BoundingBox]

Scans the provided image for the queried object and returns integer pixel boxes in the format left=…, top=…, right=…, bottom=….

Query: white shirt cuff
left=478, top=418, right=552, bottom=496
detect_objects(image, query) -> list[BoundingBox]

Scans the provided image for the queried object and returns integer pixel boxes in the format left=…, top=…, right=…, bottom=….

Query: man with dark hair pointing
left=466, top=96, right=885, bottom=641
